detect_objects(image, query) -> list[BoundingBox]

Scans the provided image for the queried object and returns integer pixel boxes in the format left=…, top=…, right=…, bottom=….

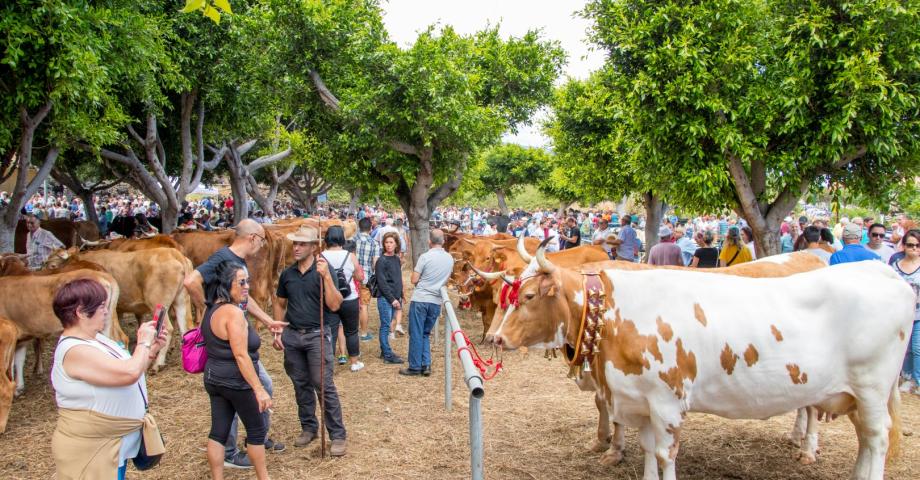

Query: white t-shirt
left=322, top=249, right=358, bottom=301
left=52, top=334, right=146, bottom=466
left=866, top=244, right=896, bottom=264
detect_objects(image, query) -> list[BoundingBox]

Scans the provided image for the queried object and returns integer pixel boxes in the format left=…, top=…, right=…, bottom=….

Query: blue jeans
left=377, top=297, right=399, bottom=357
left=117, top=462, right=126, bottom=480
left=407, top=301, right=441, bottom=371
left=903, top=320, right=920, bottom=382
left=225, top=361, right=272, bottom=456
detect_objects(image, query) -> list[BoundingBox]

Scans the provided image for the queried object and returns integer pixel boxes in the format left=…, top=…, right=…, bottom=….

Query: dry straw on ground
left=0, top=287, right=917, bottom=479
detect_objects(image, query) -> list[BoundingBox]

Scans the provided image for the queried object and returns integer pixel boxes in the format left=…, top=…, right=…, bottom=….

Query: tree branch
left=23, top=146, right=59, bottom=201
left=831, top=144, right=868, bottom=170
left=246, top=147, right=291, bottom=173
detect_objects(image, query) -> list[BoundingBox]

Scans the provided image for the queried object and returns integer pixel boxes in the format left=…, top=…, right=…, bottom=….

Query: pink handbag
left=181, top=328, right=206, bottom=374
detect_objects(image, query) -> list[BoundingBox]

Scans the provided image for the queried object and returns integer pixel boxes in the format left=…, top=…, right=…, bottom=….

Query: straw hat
left=286, top=225, right=321, bottom=243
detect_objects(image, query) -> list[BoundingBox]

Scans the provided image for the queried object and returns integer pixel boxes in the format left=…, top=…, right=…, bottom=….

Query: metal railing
left=440, top=286, right=485, bottom=480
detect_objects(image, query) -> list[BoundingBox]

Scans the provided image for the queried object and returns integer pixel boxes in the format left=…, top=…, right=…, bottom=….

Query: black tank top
left=203, top=303, right=261, bottom=390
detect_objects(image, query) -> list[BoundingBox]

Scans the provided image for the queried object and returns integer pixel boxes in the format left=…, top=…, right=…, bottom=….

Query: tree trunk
left=349, top=188, right=362, bottom=213
left=750, top=220, right=782, bottom=259
left=78, top=190, right=99, bottom=225
left=557, top=200, right=570, bottom=219
left=496, top=190, right=509, bottom=215
left=160, top=204, right=180, bottom=235
left=642, top=191, right=664, bottom=262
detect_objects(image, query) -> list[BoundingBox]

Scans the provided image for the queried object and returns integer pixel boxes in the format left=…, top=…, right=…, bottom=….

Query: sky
left=381, top=0, right=605, bottom=147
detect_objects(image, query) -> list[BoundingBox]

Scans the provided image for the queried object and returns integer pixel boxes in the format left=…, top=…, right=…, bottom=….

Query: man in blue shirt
left=609, top=216, right=639, bottom=262
left=830, top=223, right=880, bottom=265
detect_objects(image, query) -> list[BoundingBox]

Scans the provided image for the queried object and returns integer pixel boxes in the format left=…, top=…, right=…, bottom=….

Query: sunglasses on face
left=905, top=242, right=920, bottom=249
left=870, top=232, right=885, bottom=238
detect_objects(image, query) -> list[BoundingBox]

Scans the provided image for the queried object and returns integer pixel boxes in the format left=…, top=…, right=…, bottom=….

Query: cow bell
left=583, top=358, right=591, bottom=373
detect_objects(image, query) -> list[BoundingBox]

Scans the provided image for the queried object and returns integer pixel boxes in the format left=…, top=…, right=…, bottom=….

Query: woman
left=740, top=226, right=757, bottom=259
left=690, top=230, right=720, bottom=268
left=894, top=230, right=920, bottom=395
left=203, top=261, right=272, bottom=480
left=719, top=227, right=753, bottom=267
left=322, top=226, right=365, bottom=372
left=375, top=232, right=405, bottom=364
left=51, top=278, right=168, bottom=480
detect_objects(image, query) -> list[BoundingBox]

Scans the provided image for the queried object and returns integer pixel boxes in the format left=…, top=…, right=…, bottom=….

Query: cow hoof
left=14, top=388, right=23, bottom=398
left=796, top=451, right=817, bottom=465
left=784, top=431, right=803, bottom=448
left=589, top=438, right=611, bottom=453
left=599, top=449, right=624, bottom=466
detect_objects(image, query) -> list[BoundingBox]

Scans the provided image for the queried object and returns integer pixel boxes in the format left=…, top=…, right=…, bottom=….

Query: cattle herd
left=0, top=221, right=912, bottom=480
left=0, top=217, right=355, bottom=435
left=447, top=232, right=914, bottom=480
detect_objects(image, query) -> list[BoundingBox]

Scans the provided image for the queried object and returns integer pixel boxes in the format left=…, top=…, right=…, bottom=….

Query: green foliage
left=581, top=0, right=920, bottom=216
left=472, top=143, right=551, bottom=199
left=180, top=0, right=232, bottom=24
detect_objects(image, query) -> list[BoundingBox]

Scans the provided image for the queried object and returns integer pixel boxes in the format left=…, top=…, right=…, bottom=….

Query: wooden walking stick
left=318, top=219, right=326, bottom=458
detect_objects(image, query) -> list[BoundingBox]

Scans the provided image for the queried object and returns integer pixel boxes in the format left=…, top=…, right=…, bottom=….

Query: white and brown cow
left=493, top=245, right=912, bottom=480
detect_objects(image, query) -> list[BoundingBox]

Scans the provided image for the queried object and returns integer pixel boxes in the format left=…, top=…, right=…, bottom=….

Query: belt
left=287, top=325, right=321, bottom=334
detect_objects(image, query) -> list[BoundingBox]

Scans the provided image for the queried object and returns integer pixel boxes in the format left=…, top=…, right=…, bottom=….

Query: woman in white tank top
left=50, top=279, right=167, bottom=480
left=322, top=226, right=366, bottom=371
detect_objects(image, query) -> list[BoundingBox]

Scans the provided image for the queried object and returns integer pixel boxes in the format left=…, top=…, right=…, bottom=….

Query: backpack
left=181, top=328, right=206, bottom=374
left=323, top=253, right=353, bottom=298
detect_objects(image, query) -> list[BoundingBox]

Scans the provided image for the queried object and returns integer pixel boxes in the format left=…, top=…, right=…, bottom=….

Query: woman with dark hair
left=322, top=226, right=365, bottom=372
left=51, top=278, right=168, bottom=480
left=740, top=226, right=756, bottom=259
left=690, top=230, right=719, bottom=268
left=203, top=260, right=271, bottom=480
left=719, top=227, right=753, bottom=267
left=375, top=232, right=405, bottom=364
left=894, top=229, right=920, bottom=396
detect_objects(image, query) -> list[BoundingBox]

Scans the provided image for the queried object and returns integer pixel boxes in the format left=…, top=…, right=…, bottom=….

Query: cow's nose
left=492, top=335, right=504, bottom=347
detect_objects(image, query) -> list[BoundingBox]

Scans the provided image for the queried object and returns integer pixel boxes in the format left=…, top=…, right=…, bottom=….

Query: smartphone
left=152, top=304, right=166, bottom=336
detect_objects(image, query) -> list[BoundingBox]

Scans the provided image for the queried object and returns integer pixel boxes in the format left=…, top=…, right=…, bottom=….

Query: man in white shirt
left=591, top=219, right=614, bottom=255
left=534, top=218, right=560, bottom=252
left=866, top=223, right=895, bottom=264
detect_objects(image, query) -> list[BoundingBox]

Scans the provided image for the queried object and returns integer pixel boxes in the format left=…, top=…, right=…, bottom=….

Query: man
left=647, top=226, right=683, bottom=266
left=534, top=218, right=560, bottom=252
left=591, top=218, right=614, bottom=256
left=802, top=226, right=832, bottom=264
left=865, top=223, right=895, bottom=264
left=559, top=217, right=581, bottom=250
left=829, top=222, right=880, bottom=265
left=353, top=218, right=380, bottom=341
left=400, top=229, right=454, bottom=377
left=608, top=215, right=639, bottom=262
left=183, top=219, right=288, bottom=467
left=674, top=226, right=697, bottom=266
left=24, top=214, right=64, bottom=270
left=274, top=225, right=348, bottom=456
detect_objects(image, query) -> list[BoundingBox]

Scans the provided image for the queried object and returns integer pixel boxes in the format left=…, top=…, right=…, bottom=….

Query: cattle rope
left=454, top=330, right=503, bottom=380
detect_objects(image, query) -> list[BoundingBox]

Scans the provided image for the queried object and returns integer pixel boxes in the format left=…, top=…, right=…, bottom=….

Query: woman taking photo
left=51, top=278, right=168, bottom=480
left=719, top=227, right=753, bottom=267
left=375, top=232, right=405, bottom=364
left=322, top=226, right=365, bottom=372
left=203, top=261, right=272, bottom=480
left=690, top=231, right=719, bottom=268
left=894, top=229, right=920, bottom=396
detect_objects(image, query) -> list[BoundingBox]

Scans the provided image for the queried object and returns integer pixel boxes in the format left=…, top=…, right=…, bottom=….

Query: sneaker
left=399, top=368, right=423, bottom=376
left=350, top=361, right=365, bottom=372
left=224, top=452, right=253, bottom=469
left=383, top=354, right=404, bottom=364
left=900, top=379, right=917, bottom=393
left=264, top=438, right=286, bottom=453
left=394, top=325, right=406, bottom=337
left=389, top=332, right=396, bottom=341
left=337, top=355, right=347, bottom=365
left=422, top=366, right=431, bottom=377
left=359, top=333, right=374, bottom=342
left=330, top=438, right=347, bottom=457
left=294, top=430, right=317, bottom=447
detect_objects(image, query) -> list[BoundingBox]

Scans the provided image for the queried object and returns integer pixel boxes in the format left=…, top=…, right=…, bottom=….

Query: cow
left=0, top=316, right=18, bottom=433
left=0, top=268, right=121, bottom=395
left=75, top=220, right=100, bottom=242
left=493, top=243, right=911, bottom=480
left=46, top=247, right=193, bottom=371
left=81, top=234, right=187, bottom=256
left=14, top=218, right=79, bottom=253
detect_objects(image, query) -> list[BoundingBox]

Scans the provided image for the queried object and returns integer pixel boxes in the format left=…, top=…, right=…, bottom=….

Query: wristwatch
left=141, top=341, right=152, bottom=349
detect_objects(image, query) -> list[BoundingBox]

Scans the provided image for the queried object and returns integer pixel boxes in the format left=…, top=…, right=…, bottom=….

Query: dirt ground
left=1, top=292, right=918, bottom=479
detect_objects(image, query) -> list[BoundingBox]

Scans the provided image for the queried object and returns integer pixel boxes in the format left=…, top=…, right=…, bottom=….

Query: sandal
left=337, top=354, right=347, bottom=365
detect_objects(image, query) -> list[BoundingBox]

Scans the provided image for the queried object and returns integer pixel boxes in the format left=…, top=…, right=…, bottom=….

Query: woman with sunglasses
left=894, top=229, right=920, bottom=396
left=203, top=261, right=272, bottom=480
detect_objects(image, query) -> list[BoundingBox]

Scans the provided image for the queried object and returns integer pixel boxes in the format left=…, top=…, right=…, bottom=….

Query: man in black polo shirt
left=273, top=225, right=348, bottom=456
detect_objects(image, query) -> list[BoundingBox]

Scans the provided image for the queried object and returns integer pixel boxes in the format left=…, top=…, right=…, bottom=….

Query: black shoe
left=383, top=354, right=404, bottom=364
left=399, top=368, right=423, bottom=376
left=264, top=438, right=286, bottom=453
left=422, top=366, right=431, bottom=377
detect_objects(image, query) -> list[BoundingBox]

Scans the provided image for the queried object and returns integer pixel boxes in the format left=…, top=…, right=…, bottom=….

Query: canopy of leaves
left=472, top=143, right=551, bottom=199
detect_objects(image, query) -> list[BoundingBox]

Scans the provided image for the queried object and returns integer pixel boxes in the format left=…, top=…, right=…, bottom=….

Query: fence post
left=444, top=306, right=452, bottom=411
left=440, top=286, right=485, bottom=480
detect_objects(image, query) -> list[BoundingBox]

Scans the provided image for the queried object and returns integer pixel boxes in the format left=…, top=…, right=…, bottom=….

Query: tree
left=582, top=0, right=920, bottom=255
left=0, top=1, right=174, bottom=250
left=50, top=153, right=127, bottom=225
left=473, top=144, right=551, bottom=215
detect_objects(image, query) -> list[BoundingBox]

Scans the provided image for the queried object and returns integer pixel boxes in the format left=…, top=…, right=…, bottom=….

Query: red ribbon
left=499, top=278, right=522, bottom=310
left=454, top=330, right=503, bottom=380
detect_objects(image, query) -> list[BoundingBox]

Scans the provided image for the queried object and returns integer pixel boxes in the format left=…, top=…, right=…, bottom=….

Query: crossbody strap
left=60, top=336, right=148, bottom=410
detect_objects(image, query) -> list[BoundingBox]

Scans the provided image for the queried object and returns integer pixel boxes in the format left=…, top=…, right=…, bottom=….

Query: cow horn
left=80, top=237, right=103, bottom=247
left=470, top=264, right=508, bottom=282
left=516, top=234, right=533, bottom=263
left=142, top=231, right=156, bottom=238
left=461, top=237, right=477, bottom=246
left=535, top=237, right=556, bottom=273
left=490, top=244, right=507, bottom=251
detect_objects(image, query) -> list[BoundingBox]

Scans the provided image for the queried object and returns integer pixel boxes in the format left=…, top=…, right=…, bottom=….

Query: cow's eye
left=524, top=292, right=536, bottom=301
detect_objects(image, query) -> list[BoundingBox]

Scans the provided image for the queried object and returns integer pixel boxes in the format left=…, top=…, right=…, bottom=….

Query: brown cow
left=75, top=220, right=100, bottom=241
left=82, top=234, right=187, bottom=256
left=46, top=247, right=193, bottom=371
left=14, top=218, right=79, bottom=253
left=0, top=268, right=121, bottom=395
left=0, top=316, right=18, bottom=433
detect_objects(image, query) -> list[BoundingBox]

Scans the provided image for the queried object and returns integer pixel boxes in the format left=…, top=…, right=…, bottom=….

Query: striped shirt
left=26, top=228, right=64, bottom=270
left=354, top=232, right=380, bottom=285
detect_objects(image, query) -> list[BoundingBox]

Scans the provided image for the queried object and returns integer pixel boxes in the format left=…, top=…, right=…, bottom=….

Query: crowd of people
left=8, top=184, right=917, bottom=478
